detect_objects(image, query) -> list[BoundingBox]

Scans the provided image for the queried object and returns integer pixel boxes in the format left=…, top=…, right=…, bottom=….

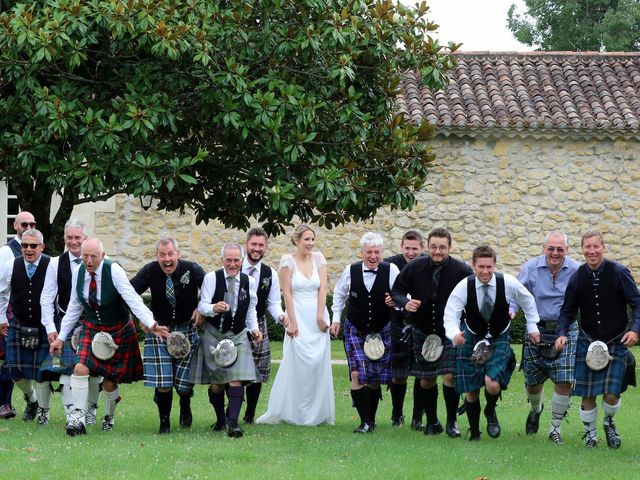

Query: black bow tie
left=364, top=269, right=378, bottom=274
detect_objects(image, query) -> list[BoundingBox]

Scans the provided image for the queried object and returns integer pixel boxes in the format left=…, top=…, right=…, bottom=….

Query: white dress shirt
left=0, top=255, right=47, bottom=325
left=242, top=258, right=285, bottom=322
left=0, top=238, right=20, bottom=268
left=198, top=270, right=259, bottom=332
left=332, top=262, right=400, bottom=323
left=58, top=260, right=155, bottom=341
left=40, top=253, right=83, bottom=334
left=443, top=272, right=540, bottom=341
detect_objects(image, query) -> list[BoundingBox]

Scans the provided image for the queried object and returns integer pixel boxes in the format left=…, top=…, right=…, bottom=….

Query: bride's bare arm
left=316, top=260, right=329, bottom=332
left=279, top=265, right=298, bottom=337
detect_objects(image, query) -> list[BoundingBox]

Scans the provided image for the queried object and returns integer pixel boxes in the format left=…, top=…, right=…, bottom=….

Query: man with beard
left=50, top=237, right=169, bottom=436
left=332, top=232, right=399, bottom=433
left=0, top=229, right=51, bottom=422
left=240, top=228, right=286, bottom=424
left=0, top=211, right=36, bottom=419
left=130, top=236, right=206, bottom=434
left=392, top=228, right=473, bottom=437
left=384, top=230, right=426, bottom=429
left=40, top=219, right=103, bottom=426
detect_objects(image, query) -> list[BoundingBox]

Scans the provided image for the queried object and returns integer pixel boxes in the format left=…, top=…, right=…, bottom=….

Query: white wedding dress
left=257, top=252, right=335, bottom=426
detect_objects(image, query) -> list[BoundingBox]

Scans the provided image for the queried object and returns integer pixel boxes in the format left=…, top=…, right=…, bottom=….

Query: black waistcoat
left=464, top=273, right=509, bottom=337
left=208, top=270, right=250, bottom=334
left=575, top=261, right=628, bottom=343
left=6, top=238, right=21, bottom=258
left=255, top=265, right=273, bottom=319
left=347, top=262, right=391, bottom=334
left=56, top=252, right=73, bottom=315
left=11, top=255, right=50, bottom=328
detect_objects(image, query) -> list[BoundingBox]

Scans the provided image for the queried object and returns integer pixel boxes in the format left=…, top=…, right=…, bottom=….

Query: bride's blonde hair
left=291, top=224, right=315, bottom=246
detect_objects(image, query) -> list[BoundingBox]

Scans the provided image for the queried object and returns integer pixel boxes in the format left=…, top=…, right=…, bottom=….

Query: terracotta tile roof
left=398, top=51, right=640, bottom=138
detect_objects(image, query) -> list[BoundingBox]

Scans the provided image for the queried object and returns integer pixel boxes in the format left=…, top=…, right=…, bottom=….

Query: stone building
left=3, top=51, right=640, bottom=283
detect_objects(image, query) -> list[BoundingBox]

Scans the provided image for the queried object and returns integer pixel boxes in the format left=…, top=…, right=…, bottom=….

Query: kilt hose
left=250, top=315, right=271, bottom=383
left=75, top=318, right=143, bottom=383
left=343, top=319, right=392, bottom=385
left=523, top=321, right=578, bottom=387
left=573, top=331, right=631, bottom=398
left=390, top=320, right=412, bottom=379
left=189, top=322, right=257, bottom=385
left=410, top=328, right=456, bottom=379
left=143, top=322, right=199, bottom=394
left=455, top=327, right=516, bottom=394
left=6, top=321, right=50, bottom=382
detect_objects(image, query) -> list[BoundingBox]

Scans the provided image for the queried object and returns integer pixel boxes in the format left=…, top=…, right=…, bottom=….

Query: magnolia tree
left=0, top=0, right=458, bottom=253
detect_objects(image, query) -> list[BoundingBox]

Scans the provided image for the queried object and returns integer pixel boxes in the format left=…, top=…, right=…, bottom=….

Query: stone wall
left=75, top=134, right=640, bottom=284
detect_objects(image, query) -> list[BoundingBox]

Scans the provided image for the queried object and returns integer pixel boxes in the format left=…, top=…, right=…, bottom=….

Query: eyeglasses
left=20, top=222, right=37, bottom=229
left=546, top=246, right=566, bottom=253
left=21, top=243, right=41, bottom=250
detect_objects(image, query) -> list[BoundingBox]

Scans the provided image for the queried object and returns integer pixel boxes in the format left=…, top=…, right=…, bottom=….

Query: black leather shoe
left=391, top=415, right=404, bottom=427
left=227, top=425, right=244, bottom=438
left=469, top=429, right=481, bottom=441
left=525, top=404, right=543, bottom=435
left=159, top=415, right=170, bottom=434
left=243, top=416, right=255, bottom=425
left=410, top=419, right=424, bottom=432
left=446, top=421, right=462, bottom=438
left=424, top=421, right=444, bottom=436
left=211, top=420, right=227, bottom=432
left=22, top=398, right=38, bottom=422
left=485, top=409, right=501, bottom=438
left=603, top=416, right=621, bottom=449
left=353, top=422, right=375, bottom=433
left=180, top=404, right=192, bottom=428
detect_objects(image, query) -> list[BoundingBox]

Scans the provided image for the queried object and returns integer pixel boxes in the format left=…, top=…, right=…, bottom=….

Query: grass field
left=3, top=342, right=640, bottom=479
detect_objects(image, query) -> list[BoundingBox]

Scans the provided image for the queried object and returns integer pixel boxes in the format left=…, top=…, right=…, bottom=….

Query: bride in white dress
left=257, top=225, right=335, bottom=426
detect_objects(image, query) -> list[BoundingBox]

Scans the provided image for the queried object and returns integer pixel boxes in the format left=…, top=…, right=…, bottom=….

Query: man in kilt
left=40, top=219, right=103, bottom=426
left=241, top=228, right=286, bottom=424
left=392, top=228, right=473, bottom=437
left=50, top=237, right=169, bottom=436
left=332, top=232, right=399, bottom=433
left=513, top=230, right=580, bottom=444
left=384, top=229, right=426, bottom=429
left=556, top=230, right=640, bottom=449
left=130, top=236, right=205, bottom=434
left=191, top=242, right=263, bottom=438
left=0, top=210, right=36, bottom=420
left=444, top=245, right=540, bottom=441
left=0, top=228, right=52, bottom=422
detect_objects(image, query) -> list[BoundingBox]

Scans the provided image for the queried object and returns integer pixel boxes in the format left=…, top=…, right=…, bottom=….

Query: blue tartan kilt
left=39, top=325, right=79, bottom=378
left=455, top=328, right=516, bottom=394
left=6, top=322, right=51, bottom=382
left=410, top=329, right=456, bottom=378
left=343, top=320, right=392, bottom=385
left=143, top=322, right=199, bottom=394
left=523, top=321, right=578, bottom=386
left=390, top=319, right=411, bottom=379
left=573, top=331, right=629, bottom=398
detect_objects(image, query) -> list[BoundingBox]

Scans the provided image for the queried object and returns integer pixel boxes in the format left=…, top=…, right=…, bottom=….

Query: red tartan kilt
left=76, top=318, right=143, bottom=383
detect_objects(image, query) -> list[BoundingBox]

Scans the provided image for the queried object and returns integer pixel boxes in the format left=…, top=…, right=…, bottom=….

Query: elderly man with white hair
left=332, top=232, right=399, bottom=433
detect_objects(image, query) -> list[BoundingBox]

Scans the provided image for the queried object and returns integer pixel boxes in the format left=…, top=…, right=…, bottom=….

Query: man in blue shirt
left=514, top=230, right=580, bottom=444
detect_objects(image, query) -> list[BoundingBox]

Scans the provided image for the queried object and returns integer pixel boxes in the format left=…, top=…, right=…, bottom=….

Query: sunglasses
left=21, top=243, right=41, bottom=250
left=20, top=222, right=37, bottom=229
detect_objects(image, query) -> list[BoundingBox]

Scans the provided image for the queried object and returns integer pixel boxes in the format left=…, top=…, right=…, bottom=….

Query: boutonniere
left=180, top=271, right=190, bottom=286
left=261, top=277, right=271, bottom=291
left=239, top=288, right=248, bottom=301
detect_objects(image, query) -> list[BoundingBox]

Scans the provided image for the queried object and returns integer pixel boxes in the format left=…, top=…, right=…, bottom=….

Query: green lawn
left=3, top=343, right=640, bottom=479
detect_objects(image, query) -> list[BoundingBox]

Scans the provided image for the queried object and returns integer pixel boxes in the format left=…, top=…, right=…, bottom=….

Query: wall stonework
left=81, top=134, right=640, bottom=284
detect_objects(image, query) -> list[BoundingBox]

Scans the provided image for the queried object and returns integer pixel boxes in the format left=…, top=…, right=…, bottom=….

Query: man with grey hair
left=512, top=230, right=580, bottom=444
left=332, top=232, right=399, bottom=433
left=0, top=228, right=51, bottom=422
left=0, top=210, right=37, bottom=419
left=130, top=236, right=206, bottom=434
left=190, top=242, right=262, bottom=438
left=50, top=237, right=169, bottom=436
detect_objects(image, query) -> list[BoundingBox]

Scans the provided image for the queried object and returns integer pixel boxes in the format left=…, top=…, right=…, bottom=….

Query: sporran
left=363, top=333, right=385, bottom=361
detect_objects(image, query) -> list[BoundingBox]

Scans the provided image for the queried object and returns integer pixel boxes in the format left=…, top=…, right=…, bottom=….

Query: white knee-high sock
left=602, top=398, right=621, bottom=418
left=14, top=379, right=36, bottom=402
left=88, top=376, right=102, bottom=409
left=580, top=406, right=597, bottom=440
left=59, top=375, right=73, bottom=415
left=526, top=388, right=543, bottom=413
left=70, top=374, right=89, bottom=414
left=34, top=381, right=52, bottom=409
left=549, top=392, right=571, bottom=432
left=103, top=387, right=120, bottom=418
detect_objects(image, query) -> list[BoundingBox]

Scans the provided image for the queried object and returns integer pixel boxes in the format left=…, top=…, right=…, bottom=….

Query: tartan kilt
left=455, top=328, right=516, bottom=394
left=6, top=322, right=50, bottom=382
left=250, top=315, right=271, bottom=383
left=76, top=318, right=143, bottom=384
left=343, top=319, right=392, bottom=385
left=189, top=322, right=257, bottom=385
left=143, top=322, right=199, bottom=394
left=410, top=329, right=456, bottom=379
left=573, top=331, right=629, bottom=397
left=523, top=321, right=577, bottom=386
left=390, top=319, right=411, bottom=379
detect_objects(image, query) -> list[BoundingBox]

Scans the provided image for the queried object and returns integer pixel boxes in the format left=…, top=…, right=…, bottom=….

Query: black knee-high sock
left=422, top=385, right=439, bottom=425
left=466, top=399, right=481, bottom=434
left=156, top=389, right=173, bottom=418
left=227, top=386, right=244, bottom=428
left=351, top=388, right=371, bottom=425
left=443, top=385, right=459, bottom=424
left=389, top=382, right=407, bottom=419
left=484, top=390, right=500, bottom=414
left=178, top=391, right=191, bottom=411
left=209, top=388, right=225, bottom=423
left=0, top=378, right=13, bottom=405
left=367, top=386, right=381, bottom=425
left=412, top=377, right=423, bottom=422
left=244, top=382, right=262, bottom=419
